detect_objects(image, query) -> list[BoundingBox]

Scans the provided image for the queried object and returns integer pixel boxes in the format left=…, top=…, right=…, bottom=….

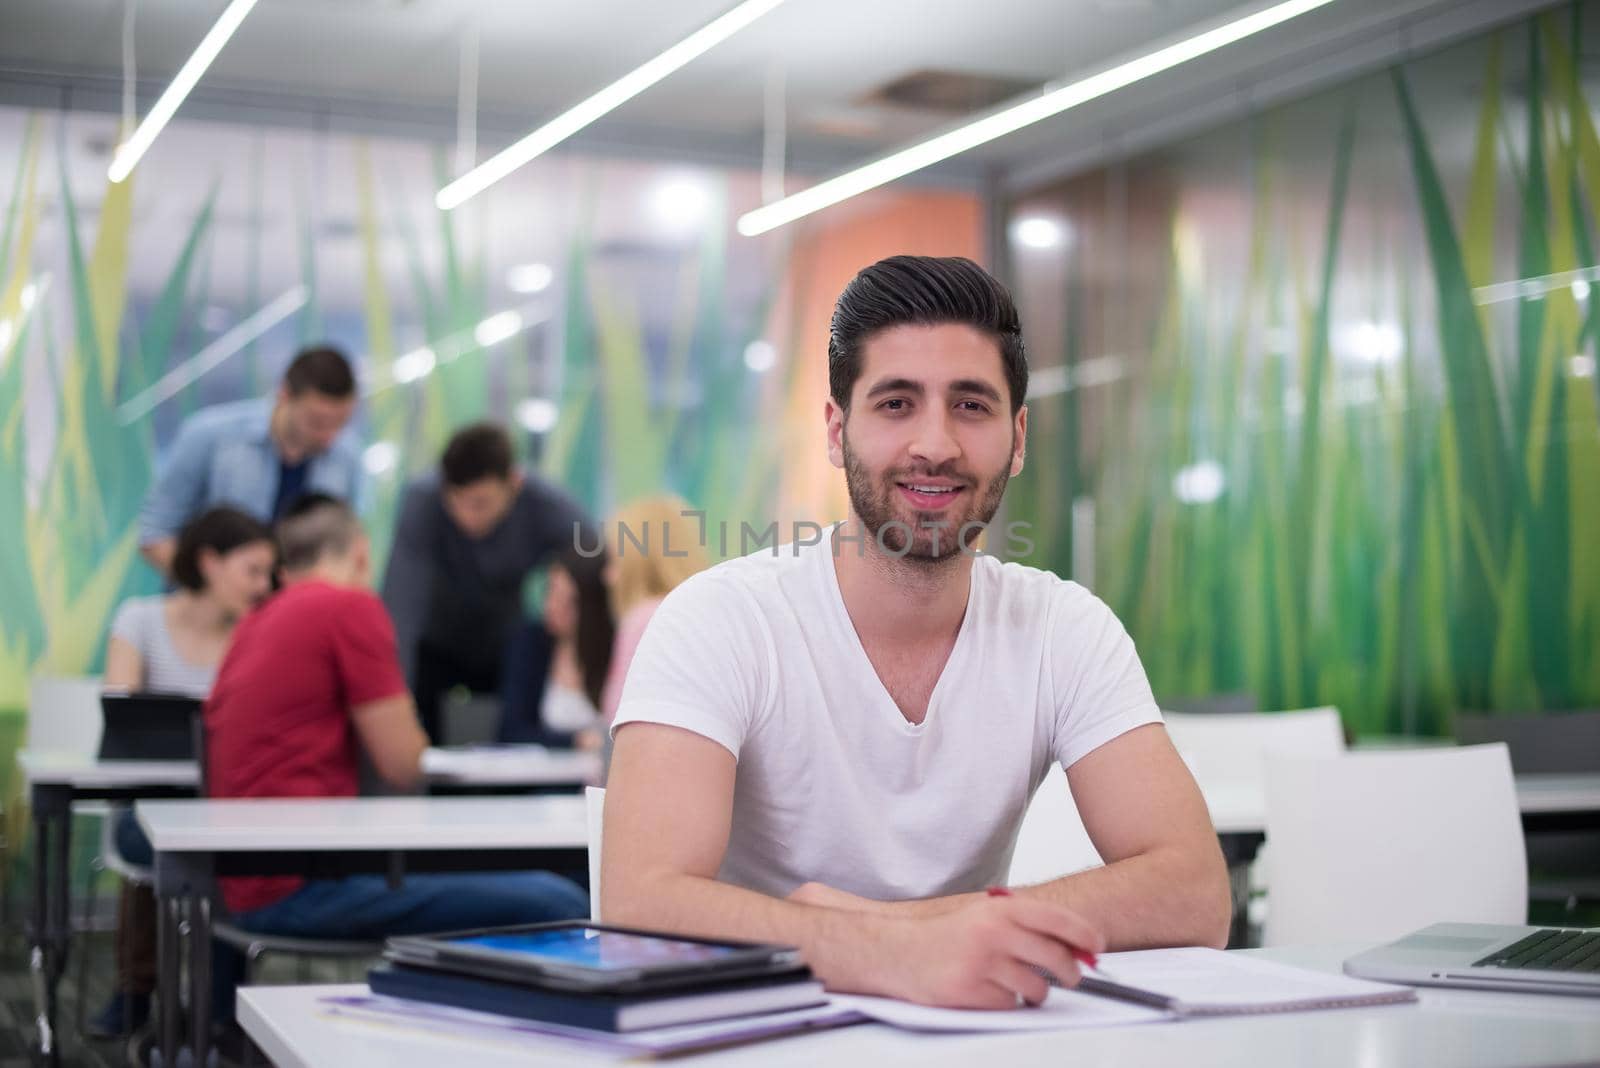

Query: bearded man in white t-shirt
left=603, top=255, right=1231, bottom=1009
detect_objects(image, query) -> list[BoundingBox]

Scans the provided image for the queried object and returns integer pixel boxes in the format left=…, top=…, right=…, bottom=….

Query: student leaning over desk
left=602, top=255, right=1232, bottom=1011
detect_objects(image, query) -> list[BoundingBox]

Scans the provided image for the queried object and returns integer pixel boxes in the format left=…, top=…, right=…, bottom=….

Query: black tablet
left=385, top=921, right=805, bottom=994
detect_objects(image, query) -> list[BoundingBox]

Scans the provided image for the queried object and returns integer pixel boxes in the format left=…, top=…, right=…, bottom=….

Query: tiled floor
left=0, top=924, right=371, bottom=1067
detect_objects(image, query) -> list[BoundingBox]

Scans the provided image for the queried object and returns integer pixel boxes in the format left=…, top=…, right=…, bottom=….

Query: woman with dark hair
left=497, top=549, right=616, bottom=747
left=104, top=507, right=278, bottom=695
left=90, top=507, right=276, bottom=1038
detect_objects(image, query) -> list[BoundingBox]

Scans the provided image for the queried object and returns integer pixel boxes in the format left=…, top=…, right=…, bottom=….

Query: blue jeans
left=212, top=871, right=589, bottom=1020
left=114, top=806, right=154, bottom=866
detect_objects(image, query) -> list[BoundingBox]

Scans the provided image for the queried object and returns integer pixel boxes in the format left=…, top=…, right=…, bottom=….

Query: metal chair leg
left=76, top=853, right=104, bottom=1036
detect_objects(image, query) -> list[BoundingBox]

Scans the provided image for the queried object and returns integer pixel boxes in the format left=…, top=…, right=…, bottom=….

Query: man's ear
left=825, top=397, right=847, bottom=471
left=1010, top=404, right=1028, bottom=477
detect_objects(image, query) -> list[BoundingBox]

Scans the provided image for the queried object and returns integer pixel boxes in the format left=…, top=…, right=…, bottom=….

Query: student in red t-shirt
left=205, top=493, right=588, bottom=1016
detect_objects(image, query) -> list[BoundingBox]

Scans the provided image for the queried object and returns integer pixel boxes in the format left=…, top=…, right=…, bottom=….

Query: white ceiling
left=0, top=0, right=1524, bottom=181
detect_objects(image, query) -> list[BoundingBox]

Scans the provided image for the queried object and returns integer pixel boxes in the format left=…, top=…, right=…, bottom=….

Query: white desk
left=17, top=746, right=601, bottom=792
left=17, top=750, right=200, bottom=1064
left=137, top=795, right=591, bottom=1067
left=239, top=943, right=1600, bottom=1068
left=1198, top=772, right=1600, bottom=836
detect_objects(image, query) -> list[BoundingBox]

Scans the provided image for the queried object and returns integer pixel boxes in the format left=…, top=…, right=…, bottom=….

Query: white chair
left=1007, top=765, right=1103, bottom=886
left=1163, top=707, right=1346, bottom=946
left=1262, top=743, right=1527, bottom=946
left=1164, top=706, right=1346, bottom=785
left=586, top=786, right=606, bottom=920
left=25, top=675, right=105, bottom=756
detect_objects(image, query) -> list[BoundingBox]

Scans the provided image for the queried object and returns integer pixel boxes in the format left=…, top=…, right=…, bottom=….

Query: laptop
left=97, top=692, right=202, bottom=761
left=1345, top=922, right=1600, bottom=996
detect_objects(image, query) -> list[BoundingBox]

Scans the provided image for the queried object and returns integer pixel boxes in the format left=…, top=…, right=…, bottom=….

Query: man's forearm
left=878, top=844, right=1230, bottom=949
left=604, top=872, right=911, bottom=996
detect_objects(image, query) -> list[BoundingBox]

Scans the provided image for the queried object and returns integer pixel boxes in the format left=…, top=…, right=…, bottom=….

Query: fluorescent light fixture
left=437, top=0, right=785, bottom=211
left=1011, top=216, right=1065, bottom=250
left=1475, top=264, right=1600, bottom=305
left=1339, top=321, right=1402, bottom=365
left=393, top=347, right=438, bottom=384
left=507, top=263, right=554, bottom=294
left=363, top=441, right=399, bottom=476
left=743, top=339, right=777, bottom=373
left=651, top=175, right=714, bottom=236
left=1173, top=460, right=1226, bottom=505
left=1572, top=355, right=1596, bottom=379
left=108, top=0, right=259, bottom=183
left=117, top=285, right=306, bottom=423
left=737, top=0, right=1337, bottom=236
left=474, top=310, right=524, bottom=347
left=516, top=397, right=561, bottom=434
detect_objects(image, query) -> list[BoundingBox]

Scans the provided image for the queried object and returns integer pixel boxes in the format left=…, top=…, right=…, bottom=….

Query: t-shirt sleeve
left=330, top=591, right=410, bottom=708
left=1049, top=586, right=1164, bottom=770
left=609, top=571, right=770, bottom=759
left=109, top=598, right=151, bottom=653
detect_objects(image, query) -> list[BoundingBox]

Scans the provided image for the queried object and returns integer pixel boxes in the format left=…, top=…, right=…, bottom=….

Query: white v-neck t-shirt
left=611, top=531, right=1164, bottom=901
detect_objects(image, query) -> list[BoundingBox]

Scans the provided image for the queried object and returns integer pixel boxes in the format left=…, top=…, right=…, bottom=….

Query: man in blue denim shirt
left=138, top=345, right=366, bottom=577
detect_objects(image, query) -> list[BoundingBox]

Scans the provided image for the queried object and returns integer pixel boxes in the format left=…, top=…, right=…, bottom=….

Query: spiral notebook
left=1076, top=947, right=1417, bottom=1017
left=835, top=948, right=1416, bottom=1033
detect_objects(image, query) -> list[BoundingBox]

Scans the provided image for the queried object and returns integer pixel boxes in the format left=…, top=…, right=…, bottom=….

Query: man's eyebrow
left=864, top=377, right=925, bottom=399
left=948, top=379, right=1003, bottom=402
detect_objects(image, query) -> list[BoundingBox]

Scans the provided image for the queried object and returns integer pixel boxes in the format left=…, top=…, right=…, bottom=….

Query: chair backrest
left=1454, top=710, right=1600, bottom=773
left=26, top=675, right=105, bottom=756
left=1007, top=764, right=1103, bottom=886
left=1262, top=743, right=1527, bottom=946
left=1165, top=706, right=1345, bottom=786
left=586, top=786, right=606, bottom=921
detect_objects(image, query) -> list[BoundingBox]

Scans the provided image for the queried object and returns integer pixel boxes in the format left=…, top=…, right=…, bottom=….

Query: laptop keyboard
left=1472, top=929, right=1600, bottom=972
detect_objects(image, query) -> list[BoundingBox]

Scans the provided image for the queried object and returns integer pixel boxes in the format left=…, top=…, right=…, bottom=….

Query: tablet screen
left=449, top=927, right=746, bottom=972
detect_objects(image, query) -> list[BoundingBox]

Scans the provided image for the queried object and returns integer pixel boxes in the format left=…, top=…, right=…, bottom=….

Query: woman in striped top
left=91, top=506, right=276, bottom=1039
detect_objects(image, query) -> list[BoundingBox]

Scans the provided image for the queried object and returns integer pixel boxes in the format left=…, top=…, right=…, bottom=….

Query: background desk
left=137, top=795, right=590, bottom=1067
left=17, top=751, right=196, bottom=1064
left=238, top=943, right=1600, bottom=1068
left=15, top=746, right=596, bottom=1063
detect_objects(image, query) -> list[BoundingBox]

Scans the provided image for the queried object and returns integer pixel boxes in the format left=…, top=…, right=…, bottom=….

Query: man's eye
left=882, top=399, right=907, bottom=411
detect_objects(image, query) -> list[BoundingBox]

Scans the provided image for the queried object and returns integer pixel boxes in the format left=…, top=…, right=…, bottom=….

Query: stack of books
left=358, top=922, right=863, bottom=1057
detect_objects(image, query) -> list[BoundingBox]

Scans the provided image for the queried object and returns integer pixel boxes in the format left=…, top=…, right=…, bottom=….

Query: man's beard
left=841, top=430, right=1012, bottom=564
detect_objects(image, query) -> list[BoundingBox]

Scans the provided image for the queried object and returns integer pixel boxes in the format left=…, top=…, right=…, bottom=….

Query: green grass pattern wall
left=1006, top=7, right=1600, bottom=735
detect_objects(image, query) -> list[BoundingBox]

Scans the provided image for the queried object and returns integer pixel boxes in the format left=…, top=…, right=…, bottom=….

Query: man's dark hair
left=170, top=507, right=275, bottom=592
left=282, top=345, right=356, bottom=398
left=828, top=255, right=1028, bottom=414
left=441, top=422, right=515, bottom=487
left=277, top=493, right=361, bottom=572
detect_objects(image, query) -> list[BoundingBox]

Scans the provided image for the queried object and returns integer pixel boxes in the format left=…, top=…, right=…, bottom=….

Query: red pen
left=987, top=886, right=1104, bottom=974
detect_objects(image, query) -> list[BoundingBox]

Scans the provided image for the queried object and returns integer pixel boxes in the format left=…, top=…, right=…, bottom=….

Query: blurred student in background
left=90, top=507, right=276, bottom=1037
left=497, top=548, right=616, bottom=747
left=382, top=422, right=592, bottom=742
left=598, top=495, right=711, bottom=728
left=138, top=345, right=364, bottom=578
left=206, top=493, right=588, bottom=1026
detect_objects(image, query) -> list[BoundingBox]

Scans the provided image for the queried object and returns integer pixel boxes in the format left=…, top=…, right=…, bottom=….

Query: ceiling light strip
left=735, top=0, right=1337, bottom=236
left=437, top=0, right=785, bottom=210
left=109, top=0, right=259, bottom=183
